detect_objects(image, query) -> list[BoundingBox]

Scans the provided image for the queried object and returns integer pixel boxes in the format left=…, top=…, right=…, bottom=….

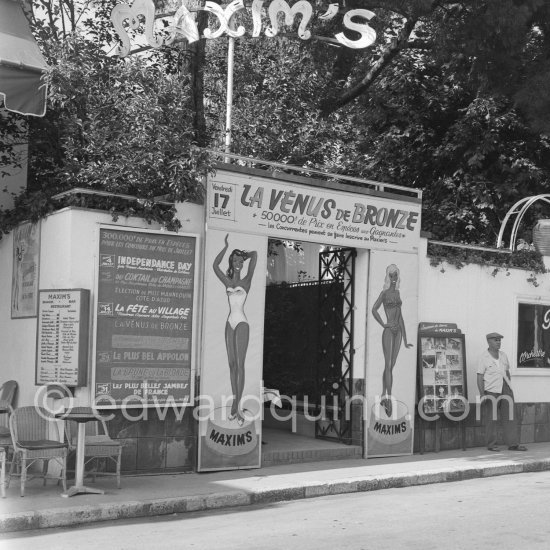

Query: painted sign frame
left=11, top=221, right=40, bottom=319
left=365, top=250, right=418, bottom=458
left=207, top=171, right=421, bottom=253
left=92, top=226, right=199, bottom=408
left=517, top=301, right=550, bottom=369
left=197, top=229, right=268, bottom=471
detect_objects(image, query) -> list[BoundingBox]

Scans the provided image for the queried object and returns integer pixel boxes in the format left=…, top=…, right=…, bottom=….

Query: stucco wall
left=0, top=204, right=205, bottom=409
left=2, top=220, right=547, bottom=409
left=418, top=238, right=550, bottom=403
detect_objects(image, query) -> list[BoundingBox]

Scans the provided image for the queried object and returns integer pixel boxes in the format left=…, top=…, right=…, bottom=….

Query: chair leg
left=6, top=451, right=17, bottom=489
left=116, top=451, right=121, bottom=489
left=1, top=454, right=5, bottom=499
left=42, top=460, right=49, bottom=486
left=20, top=459, right=27, bottom=497
left=61, top=454, right=67, bottom=492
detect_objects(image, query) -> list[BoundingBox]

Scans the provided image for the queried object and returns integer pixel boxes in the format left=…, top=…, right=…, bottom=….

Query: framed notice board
left=517, top=301, right=550, bottom=369
left=93, top=227, right=198, bottom=407
left=36, top=289, right=90, bottom=387
left=417, top=323, right=468, bottom=415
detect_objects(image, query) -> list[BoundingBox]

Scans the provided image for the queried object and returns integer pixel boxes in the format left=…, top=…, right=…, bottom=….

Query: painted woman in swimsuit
left=213, top=234, right=258, bottom=425
left=371, top=264, right=412, bottom=417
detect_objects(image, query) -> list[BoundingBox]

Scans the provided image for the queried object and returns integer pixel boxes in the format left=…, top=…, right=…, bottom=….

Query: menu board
left=94, top=228, right=197, bottom=407
left=517, top=302, right=550, bottom=368
left=417, top=323, right=467, bottom=414
left=36, top=289, right=90, bottom=386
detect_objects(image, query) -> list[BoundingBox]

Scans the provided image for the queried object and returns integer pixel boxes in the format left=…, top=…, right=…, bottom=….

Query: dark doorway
left=262, top=242, right=356, bottom=445
left=263, top=280, right=322, bottom=399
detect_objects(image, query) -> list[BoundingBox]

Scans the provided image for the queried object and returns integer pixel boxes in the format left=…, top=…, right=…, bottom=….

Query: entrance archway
left=262, top=240, right=361, bottom=465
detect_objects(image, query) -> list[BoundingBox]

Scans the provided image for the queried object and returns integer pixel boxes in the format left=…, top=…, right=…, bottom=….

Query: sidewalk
left=1, top=442, right=550, bottom=534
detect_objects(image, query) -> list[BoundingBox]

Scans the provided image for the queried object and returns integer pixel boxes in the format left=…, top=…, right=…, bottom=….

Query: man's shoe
left=508, top=445, right=527, bottom=451
left=488, top=446, right=500, bottom=451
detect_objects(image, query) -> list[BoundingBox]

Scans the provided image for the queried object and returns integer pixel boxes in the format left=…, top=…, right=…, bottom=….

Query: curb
left=2, top=457, right=550, bottom=533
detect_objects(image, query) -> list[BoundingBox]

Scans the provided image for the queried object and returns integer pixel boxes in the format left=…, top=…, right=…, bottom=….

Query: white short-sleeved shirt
left=476, top=349, right=511, bottom=393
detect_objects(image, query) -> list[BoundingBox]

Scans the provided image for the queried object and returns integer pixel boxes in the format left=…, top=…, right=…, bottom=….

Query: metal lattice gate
left=316, top=248, right=356, bottom=443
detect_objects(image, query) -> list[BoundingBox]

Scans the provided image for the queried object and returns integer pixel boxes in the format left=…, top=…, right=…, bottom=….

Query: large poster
left=198, top=229, right=268, bottom=471
left=366, top=251, right=418, bottom=458
left=207, top=171, right=421, bottom=253
left=12, top=221, right=40, bottom=318
left=517, top=302, right=550, bottom=368
left=94, top=227, right=198, bottom=407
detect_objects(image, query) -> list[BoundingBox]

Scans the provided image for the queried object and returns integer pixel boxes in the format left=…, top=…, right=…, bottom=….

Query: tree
left=202, top=0, right=550, bottom=244
left=3, top=0, right=550, bottom=245
left=0, top=0, right=211, bottom=236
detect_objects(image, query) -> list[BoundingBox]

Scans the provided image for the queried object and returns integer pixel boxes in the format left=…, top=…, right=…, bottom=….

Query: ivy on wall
left=427, top=242, right=546, bottom=287
left=0, top=189, right=200, bottom=240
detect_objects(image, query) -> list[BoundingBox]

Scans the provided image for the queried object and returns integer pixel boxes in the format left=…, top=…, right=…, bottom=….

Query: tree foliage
left=0, top=0, right=210, bottom=236
left=207, top=0, right=550, bottom=245
left=2, top=0, right=550, bottom=245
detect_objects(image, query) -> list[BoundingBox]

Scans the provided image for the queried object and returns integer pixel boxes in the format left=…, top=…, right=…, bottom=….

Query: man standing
left=477, top=332, right=527, bottom=452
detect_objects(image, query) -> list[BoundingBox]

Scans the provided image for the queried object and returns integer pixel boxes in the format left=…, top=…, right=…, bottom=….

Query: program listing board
left=94, top=228, right=197, bottom=406
left=36, top=289, right=89, bottom=387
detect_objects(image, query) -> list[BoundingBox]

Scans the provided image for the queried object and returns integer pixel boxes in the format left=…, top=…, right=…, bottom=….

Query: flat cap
left=486, top=332, right=503, bottom=340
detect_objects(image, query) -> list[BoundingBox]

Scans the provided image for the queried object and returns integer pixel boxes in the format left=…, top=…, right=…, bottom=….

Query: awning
left=0, top=0, right=49, bottom=117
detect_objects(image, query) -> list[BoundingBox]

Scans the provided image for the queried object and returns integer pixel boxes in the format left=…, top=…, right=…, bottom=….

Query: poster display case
left=417, top=322, right=468, bottom=415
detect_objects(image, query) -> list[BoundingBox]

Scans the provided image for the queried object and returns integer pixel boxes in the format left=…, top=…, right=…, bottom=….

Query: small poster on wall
left=12, top=221, right=40, bottom=318
left=517, top=302, right=550, bottom=368
left=417, top=323, right=468, bottom=414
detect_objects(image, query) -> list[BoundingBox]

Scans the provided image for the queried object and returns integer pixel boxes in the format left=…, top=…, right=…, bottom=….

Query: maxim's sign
left=111, top=0, right=377, bottom=56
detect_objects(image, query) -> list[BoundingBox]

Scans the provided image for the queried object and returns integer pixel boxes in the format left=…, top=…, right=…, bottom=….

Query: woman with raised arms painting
left=213, top=234, right=258, bottom=426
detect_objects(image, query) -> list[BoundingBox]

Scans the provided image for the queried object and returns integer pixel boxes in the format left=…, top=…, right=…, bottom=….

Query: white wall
left=418, top=238, right=550, bottom=402
left=0, top=228, right=35, bottom=407
left=0, top=205, right=205, bottom=408
left=3, top=206, right=550, bottom=412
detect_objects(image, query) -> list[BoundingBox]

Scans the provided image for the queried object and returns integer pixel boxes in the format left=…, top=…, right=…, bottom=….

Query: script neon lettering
left=111, top=0, right=377, bottom=56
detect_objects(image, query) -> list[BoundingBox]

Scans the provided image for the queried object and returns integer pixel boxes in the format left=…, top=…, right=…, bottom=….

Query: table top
left=55, top=407, right=106, bottom=422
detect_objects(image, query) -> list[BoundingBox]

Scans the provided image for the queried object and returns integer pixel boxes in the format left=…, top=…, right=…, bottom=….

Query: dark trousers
left=483, top=381, right=519, bottom=448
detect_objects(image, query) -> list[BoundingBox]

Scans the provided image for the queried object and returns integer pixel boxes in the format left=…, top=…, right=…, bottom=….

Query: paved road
left=2, top=471, right=550, bottom=549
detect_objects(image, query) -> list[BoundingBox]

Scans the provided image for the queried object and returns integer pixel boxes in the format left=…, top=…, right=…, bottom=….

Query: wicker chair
left=0, top=381, right=18, bottom=447
left=0, top=447, right=5, bottom=498
left=65, top=418, right=122, bottom=489
left=8, top=406, right=68, bottom=497
left=0, top=381, right=18, bottom=484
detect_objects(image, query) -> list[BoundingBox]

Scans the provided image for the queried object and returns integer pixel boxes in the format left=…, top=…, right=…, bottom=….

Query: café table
left=56, top=407, right=106, bottom=498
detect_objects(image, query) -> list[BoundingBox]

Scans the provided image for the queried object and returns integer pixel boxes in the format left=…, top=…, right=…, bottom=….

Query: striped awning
left=0, top=0, right=49, bottom=116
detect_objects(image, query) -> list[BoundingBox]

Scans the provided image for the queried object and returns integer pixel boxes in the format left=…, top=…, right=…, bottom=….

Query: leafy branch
left=427, top=242, right=546, bottom=286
